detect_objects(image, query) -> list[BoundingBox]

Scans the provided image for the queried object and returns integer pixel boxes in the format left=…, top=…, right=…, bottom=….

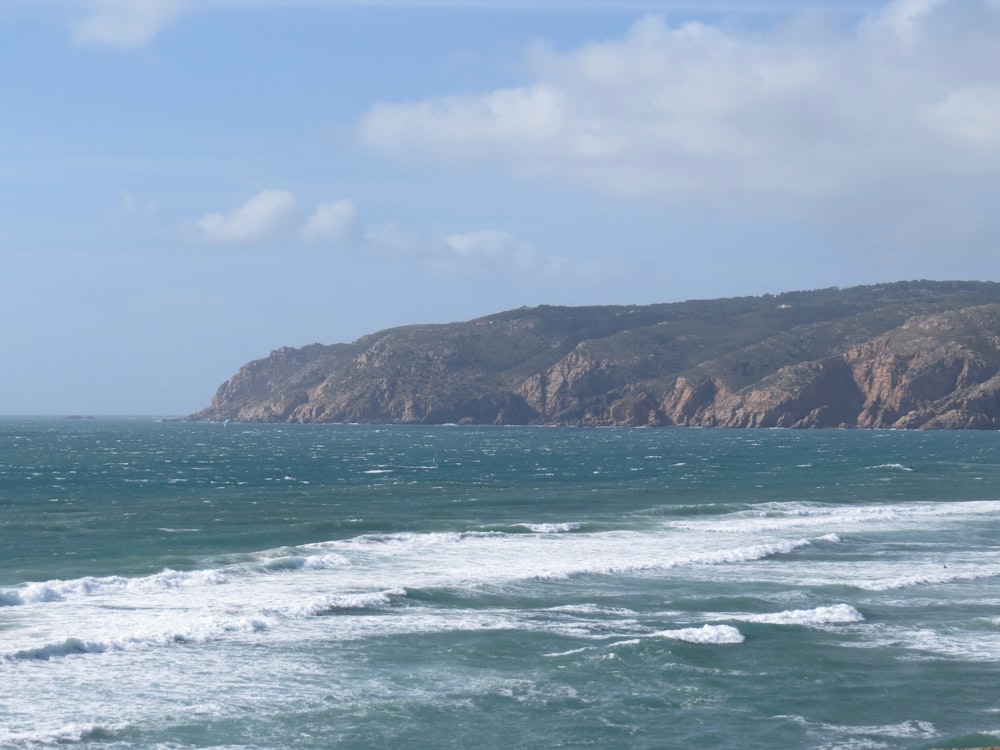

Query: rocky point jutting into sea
left=190, top=280, right=1000, bottom=429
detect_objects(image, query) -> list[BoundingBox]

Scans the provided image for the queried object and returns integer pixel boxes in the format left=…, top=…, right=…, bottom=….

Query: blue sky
left=3, top=0, right=1000, bottom=415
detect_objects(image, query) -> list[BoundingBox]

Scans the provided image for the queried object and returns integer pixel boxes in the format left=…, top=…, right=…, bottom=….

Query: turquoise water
left=2, top=418, right=1000, bottom=749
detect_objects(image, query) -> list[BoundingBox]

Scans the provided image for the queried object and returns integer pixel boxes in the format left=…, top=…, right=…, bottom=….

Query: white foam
left=2, top=614, right=272, bottom=663
left=853, top=720, right=936, bottom=739
left=656, top=624, right=745, bottom=644
left=5, top=475, right=1000, bottom=749
left=737, top=604, right=864, bottom=626
left=320, top=530, right=505, bottom=547
left=775, top=715, right=937, bottom=741
left=302, top=525, right=813, bottom=590
left=673, top=500, right=1000, bottom=536
left=0, top=568, right=229, bottom=607
left=261, top=552, right=350, bottom=572
left=699, top=538, right=810, bottom=564
left=608, top=638, right=642, bottom=648
left=845, top=622, right=1000, bottom=662
left=7, top=493, right=993, bottom=688
left=856, top=564, right=1000, bottom=591
left=546, top=604, right=639, bottom=617
left=511, top=522, right=582, bottom=533
left=539, top=638, right=647, bottom=657
left=0, top=723, right=125, bottom=746
left=539, top=537, right=812, bottom=581
left=280, top=589, right=404, bottom=618
left=7, top=637, right=102, bottom=661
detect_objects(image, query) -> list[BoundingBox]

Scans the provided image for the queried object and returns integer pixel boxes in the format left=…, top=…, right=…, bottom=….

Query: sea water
left=2, top=418, right=1000, bottom=749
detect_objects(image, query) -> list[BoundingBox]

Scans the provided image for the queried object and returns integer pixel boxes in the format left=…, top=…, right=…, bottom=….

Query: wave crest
left=657, top=624, right=745, bottom=644
left=738, top=603, right=864, bottom=626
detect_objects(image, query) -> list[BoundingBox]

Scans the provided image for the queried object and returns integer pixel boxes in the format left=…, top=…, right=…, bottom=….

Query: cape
left=190, top=280, right=1000, bottom=428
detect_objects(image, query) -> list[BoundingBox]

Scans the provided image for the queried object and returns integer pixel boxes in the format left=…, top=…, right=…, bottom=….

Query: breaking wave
left=0, top=568, right=229, bottom=607
left=3, top=616, right=272, bottom=663
left=656, top=624, right=745, bottom=644
left=736, top=603, right=864, bottom=626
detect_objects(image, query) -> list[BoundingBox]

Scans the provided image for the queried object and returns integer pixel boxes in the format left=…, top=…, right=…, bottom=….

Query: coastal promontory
left=190, top=280, right=1000, bottom=428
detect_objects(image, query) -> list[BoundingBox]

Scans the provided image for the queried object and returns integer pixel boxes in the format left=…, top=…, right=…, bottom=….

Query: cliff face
left=189, top=281, right=1000, bottom=429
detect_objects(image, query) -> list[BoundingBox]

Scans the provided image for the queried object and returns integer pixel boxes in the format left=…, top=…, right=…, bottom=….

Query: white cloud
left=441, top=229, right=564, bottom=274
left=188, top=191, right=570, bottom=276
left=302, top=199, right=359, bottom=243
left=69, top=0, right=804, bottom=49
left=435, top=228, right=619, bottom=279
left=74, top=0, right=189, bottom=46
left=194, top=190, right=297, bottom=244
left=862, top=0, right=948, bottom=45
left=446, top=229, right=518, bottom=257
left=922, top=86, right=1000, bottom=152
left=111, top=192, right=160, bottom=220
left=361, top=86, right=568, bottom=167
left=357, top=0, right=1000, bottom=247
left=355, top=223, right=588, bottom=279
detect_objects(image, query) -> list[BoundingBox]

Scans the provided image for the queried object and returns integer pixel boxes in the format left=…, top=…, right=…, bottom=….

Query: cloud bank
left=358, top=0, right=1000, bottom=249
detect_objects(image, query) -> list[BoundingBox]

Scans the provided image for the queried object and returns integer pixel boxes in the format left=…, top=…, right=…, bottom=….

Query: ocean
left=2, top=417, right=999, bottom=749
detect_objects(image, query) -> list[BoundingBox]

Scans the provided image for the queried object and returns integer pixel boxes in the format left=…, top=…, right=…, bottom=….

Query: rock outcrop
left=189, top=281, right=1000, bottom=429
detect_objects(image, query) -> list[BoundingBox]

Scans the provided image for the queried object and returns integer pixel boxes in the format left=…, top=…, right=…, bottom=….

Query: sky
left=2, top=0, right=1000, bottom=415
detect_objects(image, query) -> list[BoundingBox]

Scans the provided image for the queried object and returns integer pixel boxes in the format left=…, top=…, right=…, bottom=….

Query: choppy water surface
left=2, top=418, right=999, bottom=749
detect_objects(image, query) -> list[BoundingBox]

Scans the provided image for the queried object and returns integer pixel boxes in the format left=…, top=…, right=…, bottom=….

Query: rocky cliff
left=189, top=281, right=1000, bottom=428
